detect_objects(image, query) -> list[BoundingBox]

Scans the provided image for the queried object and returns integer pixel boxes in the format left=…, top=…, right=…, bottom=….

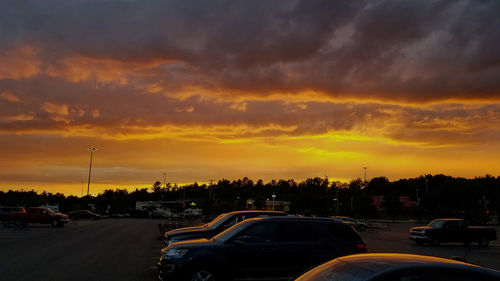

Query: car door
left=271, top=221, right=323, bottom=278
left=226, top=222, right=278, bottom=279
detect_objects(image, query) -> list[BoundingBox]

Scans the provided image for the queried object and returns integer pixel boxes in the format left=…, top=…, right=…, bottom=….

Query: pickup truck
left=409, top=218, right=497, bottom=246
left=9, top=207, right=70, bottom=227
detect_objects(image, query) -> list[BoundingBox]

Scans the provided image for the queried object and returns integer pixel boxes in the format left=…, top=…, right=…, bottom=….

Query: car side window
left=233, top=223, right=277, bottom=243
left=221, top=216, right=239, bottom=229
left=436, top=270, right=496, bottom=281
left=379, top=269, right=428, bottom=281
left=28, top=208, right=36, bottom=214
left=446, top=221, right=458, bottom=229
left=276, top=222, right=316, bottom=242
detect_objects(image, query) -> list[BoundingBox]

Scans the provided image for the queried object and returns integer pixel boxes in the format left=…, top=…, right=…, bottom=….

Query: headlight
left=161, top=248, right=189, bottom=259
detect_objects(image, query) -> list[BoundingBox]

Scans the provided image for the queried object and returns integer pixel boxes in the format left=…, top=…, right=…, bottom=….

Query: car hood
left=169, top=238, right=215, bottom=249
left=411, top=226, right=432, bottom=231
left=166, top=226, right=208, bottom=236
left=56, top=213, right=68, bottom=218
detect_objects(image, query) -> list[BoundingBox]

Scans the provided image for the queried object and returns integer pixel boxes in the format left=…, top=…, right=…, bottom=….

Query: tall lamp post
left=272, top=193, right=276, bottom=211
left=362, top=167, right=368, bottom=186
left=87, top=147, right=97, bottom=196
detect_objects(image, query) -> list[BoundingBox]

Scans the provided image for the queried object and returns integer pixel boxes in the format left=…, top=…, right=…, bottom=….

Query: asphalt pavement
left=0, top=219, right=163, bottom=281
left=1, top=219, right=499, bottom=281
left=360, top=223, right=500, bottom=270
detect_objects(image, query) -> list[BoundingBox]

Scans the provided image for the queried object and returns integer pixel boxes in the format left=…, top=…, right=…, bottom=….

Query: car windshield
left=212, top=219, right=257, bottom=242
left=205, top=213, right=229, bottom=229
left=428, top=220, right=446, bottom=228
left=295, top=260, right=374, bottom=281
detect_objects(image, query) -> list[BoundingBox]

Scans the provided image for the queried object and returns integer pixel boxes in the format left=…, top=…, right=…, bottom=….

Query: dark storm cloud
left=2, top=0, right=499, bottom=101
left=3, top=77, right=500, bottom=147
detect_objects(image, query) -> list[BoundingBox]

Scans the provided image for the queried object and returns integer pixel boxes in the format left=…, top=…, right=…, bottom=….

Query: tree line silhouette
left=1, top=174, right=498, bottom=223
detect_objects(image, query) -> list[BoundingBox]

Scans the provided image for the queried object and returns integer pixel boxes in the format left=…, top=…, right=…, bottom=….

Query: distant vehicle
left=68, top=210, right=102, bottom=220
left=0, top=206, right=25, bottom=222
left=295, top=253, right=500, bottom=281
left=409, top=218, right=497, bottom=246
left=163, top=210, right=285, bottom=246
left=332, top=216, right=368, bottom=231
left=158, top=216, right=366, bottom=281
left=11, top=207, right=69, bottom=227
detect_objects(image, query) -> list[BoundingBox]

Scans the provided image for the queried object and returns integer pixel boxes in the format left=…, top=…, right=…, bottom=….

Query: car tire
left=478, top=238, right=489, bottom=247
left=51, top=220, right=59, bottom=227
left=190, top=270, right=216, bottom=281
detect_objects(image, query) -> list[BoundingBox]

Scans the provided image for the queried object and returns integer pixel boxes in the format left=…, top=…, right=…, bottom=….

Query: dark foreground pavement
left=0, top=219, right=163, bottom=281
left=2, top=219, right=499, bottom=281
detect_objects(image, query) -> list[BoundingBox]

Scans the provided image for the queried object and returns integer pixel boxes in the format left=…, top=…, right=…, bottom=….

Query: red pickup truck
left=9, top=207, right=70, bottom=227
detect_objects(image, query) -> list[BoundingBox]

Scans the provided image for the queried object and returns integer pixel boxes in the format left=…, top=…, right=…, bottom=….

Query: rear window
left=322, top=222, right=362, bottom=242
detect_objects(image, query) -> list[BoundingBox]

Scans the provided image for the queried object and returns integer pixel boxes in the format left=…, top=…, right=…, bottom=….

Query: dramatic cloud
left=1, top=0, right=500, bottom=194
left=1, top=0, right=499, bottom=101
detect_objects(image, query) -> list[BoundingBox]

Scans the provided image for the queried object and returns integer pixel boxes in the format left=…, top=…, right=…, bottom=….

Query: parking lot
left=0, top=219, right=499, bottom=281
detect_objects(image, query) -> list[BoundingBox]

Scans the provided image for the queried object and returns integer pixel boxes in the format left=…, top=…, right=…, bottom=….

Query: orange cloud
left=0, top=45, right=41, bottom=80
left=0, top=91, right=20, bottom=103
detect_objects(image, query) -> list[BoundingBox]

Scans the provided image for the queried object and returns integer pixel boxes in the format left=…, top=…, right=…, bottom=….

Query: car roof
left=335, top=253, right=498, bottom=275
left=256, top=216, right=342, bottom=223
left=225, top=210, right=285, bottom=215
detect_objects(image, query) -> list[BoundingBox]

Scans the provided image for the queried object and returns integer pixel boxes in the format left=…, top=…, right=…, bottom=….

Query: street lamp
left=362, top=167, right=368, bottom=185
left=272, top=193, right=276, bottom=211
left=86, top=147, right=97, bottom=196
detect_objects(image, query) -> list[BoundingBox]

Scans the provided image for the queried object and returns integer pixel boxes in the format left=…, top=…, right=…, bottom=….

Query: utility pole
left=87, top=147, right=97, bottom=196
left=336, top=189, right=339, bottom=215
left=272, top=193, right=276, bottom=211
left=362, top=167, right=368, bottom=185
left=208, top=179, right=215, bottom=199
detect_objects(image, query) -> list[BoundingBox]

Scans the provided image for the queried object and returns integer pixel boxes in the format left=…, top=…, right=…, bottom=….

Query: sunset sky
left=1, top=0, right=500, bottom=195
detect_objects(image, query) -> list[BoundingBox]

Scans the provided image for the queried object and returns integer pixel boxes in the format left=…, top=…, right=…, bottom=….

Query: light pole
left=272, top=193, right=276, bottom=211
left=87, top=147, right=97, bottom=196
left=362, top=167, right=368, bottom=185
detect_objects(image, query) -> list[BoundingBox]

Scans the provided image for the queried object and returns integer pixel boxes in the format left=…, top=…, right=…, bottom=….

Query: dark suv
left=164, top=210, right=285, bottom=246
left=158, top=216, right=367, bottom=281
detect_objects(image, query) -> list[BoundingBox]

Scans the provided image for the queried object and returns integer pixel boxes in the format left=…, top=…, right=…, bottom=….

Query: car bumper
left=409, top=235, right=430, bottom=241
left=157, top=257, right=186, bottom=281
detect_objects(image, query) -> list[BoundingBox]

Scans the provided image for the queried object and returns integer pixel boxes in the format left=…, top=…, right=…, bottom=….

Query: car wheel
left=191, top=270, right=216, bottom=281
left=51, top=220, right=59, bottom=227
left=478, top=238, right=489, bottom=247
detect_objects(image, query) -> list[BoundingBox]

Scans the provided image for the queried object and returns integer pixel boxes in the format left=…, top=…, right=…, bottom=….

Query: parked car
left=12, top=207, right=69, bottom=227
left=163, top=210, right=285, bottom=246
left=332, top=216, right=368, bottom=231
left=409, top=218, right=497, bottom=246
left=158, top=216, right=367, bottom=281
left=295, top=253, right=500, bottom=281
left=0, top=206, right=25, bottom=222
left=68, top=210, right=102, bottom=220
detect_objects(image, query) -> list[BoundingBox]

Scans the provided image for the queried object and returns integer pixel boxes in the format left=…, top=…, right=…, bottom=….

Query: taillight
left=356, top=243, right=367, bottom=251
